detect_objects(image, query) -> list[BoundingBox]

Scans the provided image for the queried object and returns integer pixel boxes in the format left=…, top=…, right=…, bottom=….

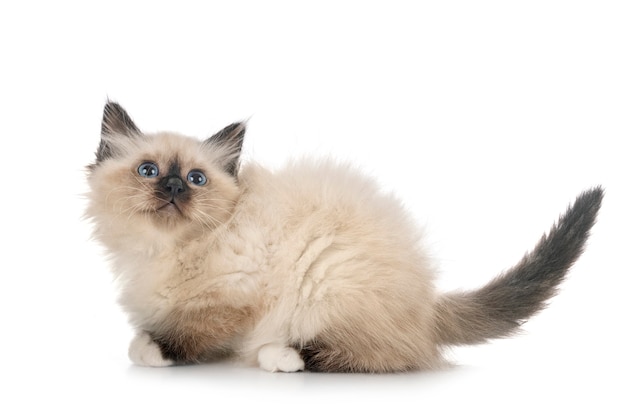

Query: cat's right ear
left=96, top=101, right=141, bottom=162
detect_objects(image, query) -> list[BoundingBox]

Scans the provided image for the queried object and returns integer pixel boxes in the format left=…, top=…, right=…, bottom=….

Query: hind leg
left=257, top=343, right=305, bottom=373
left=128, top=331, right=174, bottom=367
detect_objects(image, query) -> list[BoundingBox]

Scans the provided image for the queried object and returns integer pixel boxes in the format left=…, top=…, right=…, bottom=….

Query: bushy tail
left=435, top=187, right=604, bottom=346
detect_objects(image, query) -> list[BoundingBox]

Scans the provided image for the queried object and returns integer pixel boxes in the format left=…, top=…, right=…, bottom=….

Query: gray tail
left=435, top=187, right=604, bottom=346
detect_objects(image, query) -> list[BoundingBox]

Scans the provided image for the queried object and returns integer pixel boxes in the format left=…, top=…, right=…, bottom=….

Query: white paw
left=128, top=332, right=174, bottom=367
left=258, top=344, right=305, bottom=373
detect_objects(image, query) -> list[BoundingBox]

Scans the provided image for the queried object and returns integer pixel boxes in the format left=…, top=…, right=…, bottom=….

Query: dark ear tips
left=96, top=101, right=140, bottom=163
left=208, top=122, right=246, bottom=148
left=101, top=101, right=140, bottom=137
left=206, top=122, right=247, bottom=177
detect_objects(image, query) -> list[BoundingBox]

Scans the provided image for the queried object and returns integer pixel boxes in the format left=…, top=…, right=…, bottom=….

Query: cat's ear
left=205, top=122, right=246, bottom=177
left=96, top=101, right=141, bottom=162
left=101, top=101, right=140, bottom=137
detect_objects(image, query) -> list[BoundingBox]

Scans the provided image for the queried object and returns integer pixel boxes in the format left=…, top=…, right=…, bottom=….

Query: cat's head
left=86, top=101, right=245, bottom=241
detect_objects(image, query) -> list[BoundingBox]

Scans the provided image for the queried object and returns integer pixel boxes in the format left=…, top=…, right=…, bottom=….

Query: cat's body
left=86, top=102, right=603, bottom=373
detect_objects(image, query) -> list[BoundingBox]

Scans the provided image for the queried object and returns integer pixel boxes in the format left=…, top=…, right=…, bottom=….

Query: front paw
left=258, top=344, right=305, bottom=373
left=128, top=332, right=174, bottom=367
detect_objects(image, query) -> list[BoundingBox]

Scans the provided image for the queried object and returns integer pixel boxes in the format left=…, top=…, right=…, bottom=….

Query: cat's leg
left=257, top=343, right=305, bottom=373
left=128, top=331, right=174, bottom=367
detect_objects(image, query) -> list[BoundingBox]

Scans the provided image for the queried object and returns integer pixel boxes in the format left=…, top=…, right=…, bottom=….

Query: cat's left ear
left=205, top=122, right=246, bottom=177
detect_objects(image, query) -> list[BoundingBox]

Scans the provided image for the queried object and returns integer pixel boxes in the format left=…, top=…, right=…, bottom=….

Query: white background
left=1, top=1, right=624, bottom=412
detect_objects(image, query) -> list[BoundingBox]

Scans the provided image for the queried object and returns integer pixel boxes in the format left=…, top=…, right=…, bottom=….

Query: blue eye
left=187, top=170, right=207, bottom=186
left=138, top=162, right=159, bottom=178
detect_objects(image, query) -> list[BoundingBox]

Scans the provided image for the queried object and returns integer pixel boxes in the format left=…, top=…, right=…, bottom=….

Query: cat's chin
left=157, top=201, right=183, bottom=216
left=151, top=201, right=189, bottom=225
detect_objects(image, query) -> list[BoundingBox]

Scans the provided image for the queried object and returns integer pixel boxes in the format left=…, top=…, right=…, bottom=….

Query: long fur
left=86, top=101, right=603, bottom=373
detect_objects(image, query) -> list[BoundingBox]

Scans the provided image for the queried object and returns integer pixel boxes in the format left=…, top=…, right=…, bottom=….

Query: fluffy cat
left=85, top=101, right=603, bottom=373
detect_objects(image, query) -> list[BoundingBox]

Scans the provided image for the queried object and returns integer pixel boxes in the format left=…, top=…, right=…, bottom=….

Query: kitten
left=85, top=101, right=603, bottom=373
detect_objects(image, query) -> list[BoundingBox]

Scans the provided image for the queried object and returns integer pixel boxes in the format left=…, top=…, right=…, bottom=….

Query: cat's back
left=242, top=159, right=388, bottom=211
left=238, top=158, right=422, bottom=248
